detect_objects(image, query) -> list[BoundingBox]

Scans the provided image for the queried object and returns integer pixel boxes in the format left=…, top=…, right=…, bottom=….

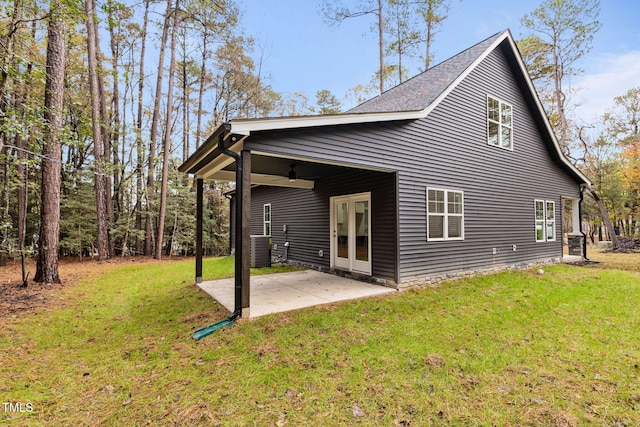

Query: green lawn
left=1, top=252, right=639, bottom=426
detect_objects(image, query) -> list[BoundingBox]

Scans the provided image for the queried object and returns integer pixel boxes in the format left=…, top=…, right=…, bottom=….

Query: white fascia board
left=502, top=33, right=592, bottom=187
left=226, top=110, right=426, bottom=135
left=223, top=34, right=512, bottom=137
left=416, top=30, right=590, bottom=187
left=193, top=139, right=244, bottom=180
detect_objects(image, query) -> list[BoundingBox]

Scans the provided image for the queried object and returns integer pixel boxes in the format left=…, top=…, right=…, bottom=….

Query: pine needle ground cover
left=0, top=252, right=638, bottom=426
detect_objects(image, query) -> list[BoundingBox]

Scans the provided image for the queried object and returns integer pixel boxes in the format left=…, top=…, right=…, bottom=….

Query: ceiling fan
left=287, top=163, right=321, bottom=182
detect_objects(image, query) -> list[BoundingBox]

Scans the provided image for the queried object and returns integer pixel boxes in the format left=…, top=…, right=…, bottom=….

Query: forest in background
left=0, top=0, right=638, bottom=283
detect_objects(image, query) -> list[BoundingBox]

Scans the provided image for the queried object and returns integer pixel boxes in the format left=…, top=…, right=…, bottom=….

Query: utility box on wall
left=250, top=235, right=271, bottom=268
left=567, top=235, right=584, bottom=256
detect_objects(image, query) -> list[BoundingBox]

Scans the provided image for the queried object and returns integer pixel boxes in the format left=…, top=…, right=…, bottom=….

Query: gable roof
left=179, top=30, right=590, bottom=186
left=347, top=31, right=504, bottom=114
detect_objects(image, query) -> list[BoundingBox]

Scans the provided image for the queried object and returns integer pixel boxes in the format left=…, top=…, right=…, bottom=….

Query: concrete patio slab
left=197, top=270, right=397, bottom=318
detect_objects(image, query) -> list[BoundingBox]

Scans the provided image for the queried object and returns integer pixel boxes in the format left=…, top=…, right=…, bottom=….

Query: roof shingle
left=347, top=31, right=505, bottom=114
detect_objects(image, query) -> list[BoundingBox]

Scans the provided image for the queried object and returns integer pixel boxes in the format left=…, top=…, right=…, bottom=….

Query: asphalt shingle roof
left=347, top=31, right=505, bottom=114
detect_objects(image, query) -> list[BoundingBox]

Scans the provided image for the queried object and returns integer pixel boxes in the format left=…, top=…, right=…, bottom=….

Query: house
left=179, top=30, right=590, bottom=318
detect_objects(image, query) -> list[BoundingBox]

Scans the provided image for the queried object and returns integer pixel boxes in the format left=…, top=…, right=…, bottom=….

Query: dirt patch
left=0, top=256, right=167, bottom=317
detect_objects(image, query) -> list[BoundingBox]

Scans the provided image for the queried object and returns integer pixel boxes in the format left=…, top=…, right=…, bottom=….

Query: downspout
left=580, top=184, right=589, bottom=261
left=224, top=192, right=233, bottom=257
left=218, top=132, right=243, bottom=320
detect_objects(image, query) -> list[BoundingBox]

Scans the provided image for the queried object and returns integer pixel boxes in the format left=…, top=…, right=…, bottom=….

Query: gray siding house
left=179, top=30, right=590, bottom=317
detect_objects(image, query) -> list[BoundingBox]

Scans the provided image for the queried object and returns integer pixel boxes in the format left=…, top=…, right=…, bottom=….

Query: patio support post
left=240, top=149, right=251, bottom=316
left=195, top=178, right=203, bottom=283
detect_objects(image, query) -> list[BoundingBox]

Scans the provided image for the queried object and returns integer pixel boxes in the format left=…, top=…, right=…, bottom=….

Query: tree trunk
left=15, top=62, right=29, bottom=286
left=92, top=9, right=115, bottom=258
left=135, top=0, right=150, bottom=256
left=35, top=0, right=66, bottom=284
left=85, top=0, right=111, bottom=261
left=108, top=5, right=122, bottom=247
left=377, top=0, right=384, bottom=94
left=181, top=46, right=188, bottom=163
left=424, top=1, right=433, bottom=70
left=552, top=42, right=569, bottom=151
left=195, top=34, right=207, bottom=150
left=1, top=153, right=8, bottom=266
left=145, top=0, right=172, bottom=256
left=0, top=0, right=23, bottom=153
left=585, top=187, right=620, bottom=249
left=155, top=0, right=180, bottom=260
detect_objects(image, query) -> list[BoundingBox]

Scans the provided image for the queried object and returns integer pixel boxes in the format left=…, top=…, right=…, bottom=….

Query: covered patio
left=179, top=116, right=401, bottom=319
left=197, top=269, right=396, bottom=318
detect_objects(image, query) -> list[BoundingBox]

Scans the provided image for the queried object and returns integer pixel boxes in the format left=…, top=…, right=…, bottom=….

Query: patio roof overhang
left=177, top=110, right=422, bottom=187
left=180, top=113, right=409, bottom=319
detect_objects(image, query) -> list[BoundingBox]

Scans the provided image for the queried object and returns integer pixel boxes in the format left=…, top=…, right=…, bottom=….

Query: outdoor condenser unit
left=250, top=235, right=271, bottom=268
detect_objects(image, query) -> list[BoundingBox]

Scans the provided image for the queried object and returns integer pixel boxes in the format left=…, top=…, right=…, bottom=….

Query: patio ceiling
left=208, top=152, right=392, bottom=189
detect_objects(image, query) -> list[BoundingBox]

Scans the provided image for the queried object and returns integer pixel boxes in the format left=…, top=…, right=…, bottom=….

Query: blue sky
left=240, top=0, right=640, bottom=126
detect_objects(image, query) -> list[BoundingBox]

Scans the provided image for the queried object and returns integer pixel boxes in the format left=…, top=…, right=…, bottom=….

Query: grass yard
left=0, top=251, right=639, bottom=426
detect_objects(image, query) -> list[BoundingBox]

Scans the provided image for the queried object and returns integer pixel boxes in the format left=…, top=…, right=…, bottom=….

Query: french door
left=331, top=192, right=371, bottom=275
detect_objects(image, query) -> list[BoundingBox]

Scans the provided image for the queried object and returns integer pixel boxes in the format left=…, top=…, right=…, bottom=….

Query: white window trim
left=487, top=95, right=513, bottom=151
left=263, top=203, right=271, bottom=236
left=534, top=199, right=556, bottom=242
left=427, top=188, right=464, bottom=241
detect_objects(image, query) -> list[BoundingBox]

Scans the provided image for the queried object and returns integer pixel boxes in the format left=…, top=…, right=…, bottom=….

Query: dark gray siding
left=243, top=45, right=580, bottom=283
left=239, top=169, right=398, bottom=282
left=392, top=45, right=579, bottom=281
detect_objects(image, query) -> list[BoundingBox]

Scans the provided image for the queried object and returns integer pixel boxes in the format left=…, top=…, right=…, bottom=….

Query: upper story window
left=427, top=188, right=464, bottom=241
left=487, top=96, right=513, bottom=150
left=263, top=203, right=271, bottom=235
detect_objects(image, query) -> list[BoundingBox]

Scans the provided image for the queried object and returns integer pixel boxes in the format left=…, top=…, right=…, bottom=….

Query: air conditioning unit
left=250, top=235, right=271, bottom=268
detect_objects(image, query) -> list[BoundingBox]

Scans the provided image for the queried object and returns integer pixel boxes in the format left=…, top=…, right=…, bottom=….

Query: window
left=263, top=204, right=271, bottom=235
left=487, top=96, right=513, bottom=150
left=535, top=199, right=555, bottom=242
left=546, top=201, right=555, bottom=241
left=427, top=188, right=464, bottom=241
left=535, top=200, right=545, bottom=242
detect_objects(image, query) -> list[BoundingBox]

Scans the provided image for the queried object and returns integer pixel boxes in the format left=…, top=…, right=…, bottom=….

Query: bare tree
left=323, top=0, right=386, bottom=93
left=414, top=0, right=450, bottom=70
left=156, top=0, right=180, bottom=259
left=134, top=0, right=150, bottom=255
left=145, top=0, right=173, bottom=256
left=385, top=0, right=420, bottom=84
left=35, top=0, right=67, bottom=283
left=520, top=0, right=601, bottom=151
left=15, top=54, right=32, bottom=286
left=85, top=0, right=111, bottom=260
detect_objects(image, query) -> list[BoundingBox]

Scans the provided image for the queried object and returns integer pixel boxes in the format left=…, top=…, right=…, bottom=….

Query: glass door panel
left=336, top=201, right=349, bottom=260
left=354, top=200, right=369, bottom=262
